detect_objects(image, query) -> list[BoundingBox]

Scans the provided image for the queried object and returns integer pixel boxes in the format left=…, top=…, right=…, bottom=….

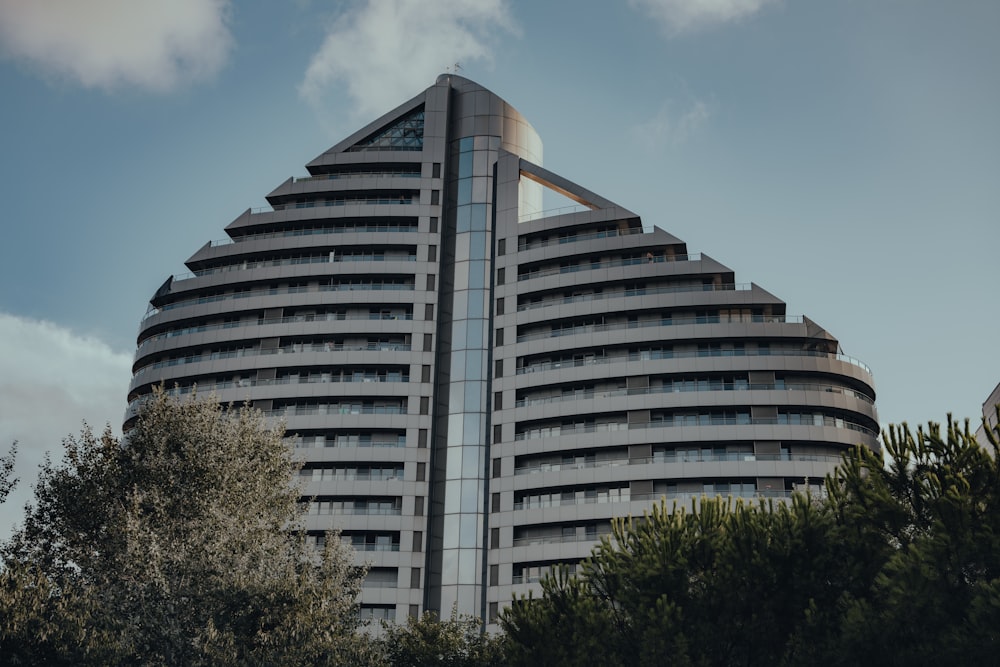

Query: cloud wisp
left=0, top=0, right=233, bottom=91
left=0, top=313, right=132, bottom=539
left=633, top=98, right=711, bottom=150
left=628, top=0, right=780, bottom=35
left=300, top=0, right=516, bottom=122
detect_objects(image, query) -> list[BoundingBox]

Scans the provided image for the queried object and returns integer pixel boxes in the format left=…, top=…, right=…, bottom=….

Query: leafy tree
left=0, top=389, right=371, bottom=666
left=378, top=610, right=507, bottom=667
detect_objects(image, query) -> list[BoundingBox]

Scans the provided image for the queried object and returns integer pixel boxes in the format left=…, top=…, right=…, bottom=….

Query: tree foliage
left=502, top=411, right=1000, bottom=666
left=377, top=611, right=507, bottom=667
left=0, top=442, right=16, bottom=505
left=0, top=389, right=371, bottom=666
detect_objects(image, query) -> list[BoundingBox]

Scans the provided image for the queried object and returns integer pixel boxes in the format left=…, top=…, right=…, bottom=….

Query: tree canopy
left=0, top=389, right=371, bottom=666
left=502, top=412, right=1000, bottom=667
left=377, top=610, right=507, bottom=667
left=0, top=443, right=15, bottom=506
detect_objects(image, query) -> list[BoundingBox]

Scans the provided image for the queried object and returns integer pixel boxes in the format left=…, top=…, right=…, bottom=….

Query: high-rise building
left=127, top=75, right=879, bottom=625
left=976, top=381, right=1000, bottom=447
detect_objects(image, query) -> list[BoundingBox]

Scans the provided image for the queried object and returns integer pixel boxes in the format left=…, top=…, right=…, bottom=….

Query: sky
left=0, top=0, right=997, bottom=537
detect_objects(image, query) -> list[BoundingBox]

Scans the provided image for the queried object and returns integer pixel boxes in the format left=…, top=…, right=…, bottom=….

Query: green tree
left=818, top=413, right=1000, bottom=665
left=378, top=610, right=507, bottom=667
left=502, top=411, right=1000, bottom=667
left=0, top=389, right=371, bottom=666
left=0, top=443, right=15, bottom=505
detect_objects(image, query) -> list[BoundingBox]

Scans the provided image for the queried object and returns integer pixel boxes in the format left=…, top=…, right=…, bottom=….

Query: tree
left=378, top=610, right=507, bottom=667
left=818, top=412, right=1000, bottom=665
left=502, top=495, right=846, bottom=667
left=0, top=389, right=372, bottom=666
left=0, top=443, right=15, bottom=505
left=502, top=410, right=1000, bottom=667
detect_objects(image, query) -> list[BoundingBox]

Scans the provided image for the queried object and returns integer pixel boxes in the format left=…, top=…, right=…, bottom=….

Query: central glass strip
left=436, top=135, right=498, bottom=615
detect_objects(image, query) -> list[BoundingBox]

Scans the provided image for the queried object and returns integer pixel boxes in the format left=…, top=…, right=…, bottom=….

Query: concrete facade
left=127, top=75, right=879, bottom=625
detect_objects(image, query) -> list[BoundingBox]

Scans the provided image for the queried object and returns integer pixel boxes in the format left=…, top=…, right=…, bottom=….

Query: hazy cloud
left=633, top=98, right=710, bottom=149
left=300, top=0, right=516, bottom=120
left=0, top=313, right=132, bottom=539
left=629, top=0, right=779, bottom=34
left=0, top=0, right=233, bottom=91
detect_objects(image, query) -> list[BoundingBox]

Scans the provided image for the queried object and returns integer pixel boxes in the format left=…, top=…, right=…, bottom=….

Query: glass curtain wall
left=436, top=135, right=499, bottom=615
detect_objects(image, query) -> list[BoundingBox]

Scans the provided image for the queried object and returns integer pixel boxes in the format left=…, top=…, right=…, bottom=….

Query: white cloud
left=0, top=0, right=233, bottom=91
left=629, top=0, right=779, bottom=34
left=300, top=0, right=516, bottom=121
left=0, top=313, right=132, bottom=540
left=633, top=98, right=710, bottom=149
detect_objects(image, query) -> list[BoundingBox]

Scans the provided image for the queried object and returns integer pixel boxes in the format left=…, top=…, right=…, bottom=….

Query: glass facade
left=434, top=135, right=500, bottom=615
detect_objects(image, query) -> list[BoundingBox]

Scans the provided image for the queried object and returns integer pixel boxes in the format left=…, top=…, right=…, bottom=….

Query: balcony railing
left=210, top=223, right=418, bottom=247
left=133, top=346, right=412, bottom=379
left=256, top=195, right=415, bottom=212
left=512, top=489, right=803, bottom=510
left=138, top=315, right=412, bottom=352
left=513, top=451, right=843, bottom=475
left=512, top=532, right=612, bottom=547
left=516, top=347, right=872, bottom=377
left=295, top=169, right=421, bottom=182
left=143, top=281, right=416, bottom=320
left=263, top=405, right=406, bottom=417
left=515, top=314, right=803, bottom=343
left=290, top=436, right=406, bottom=449
left=350, top=543, right=401, bottom=552
left=514, top=415, right=877, bottom=441
left=514, top=382, right=874, bottom=408
left=516, top=283, right=750, bottom=312
left=516, top=226, right=647, bottom=249
left=517, top=254, right=702, bottom=282
left=173, top=253, right=417, bottom=281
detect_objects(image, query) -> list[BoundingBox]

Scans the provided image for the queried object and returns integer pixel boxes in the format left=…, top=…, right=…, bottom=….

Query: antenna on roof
left=445, top=62, right=463, bottom=74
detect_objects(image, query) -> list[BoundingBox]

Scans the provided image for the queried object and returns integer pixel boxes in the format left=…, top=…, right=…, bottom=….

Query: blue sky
left=0, top=0, right=997, bottom=536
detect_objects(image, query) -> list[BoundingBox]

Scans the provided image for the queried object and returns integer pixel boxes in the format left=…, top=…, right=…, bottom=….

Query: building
left=976, top=381, right=1000, bottom=446
left=127, top=74, right=879, bottom=625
